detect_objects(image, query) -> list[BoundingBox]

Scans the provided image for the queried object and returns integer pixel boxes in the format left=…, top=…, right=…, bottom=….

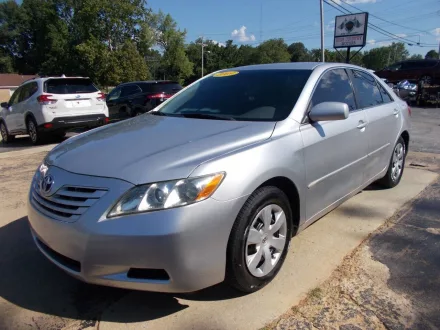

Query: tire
left=419, top=75, right=432, bottom=86
left=27, top=118, right=44, bottom=145
left=226, top=186, right=293, bottom=293
left=378, top=136, right=406, bottom=188
left=0, top=121, right=15, bottom=144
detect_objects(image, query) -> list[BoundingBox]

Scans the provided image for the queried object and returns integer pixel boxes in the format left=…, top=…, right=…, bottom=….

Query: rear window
left=158, top=70, right=311, bottom=121
left=144, top=82, right=182, bottom=93
left=44, top=78, right=98, bottom=94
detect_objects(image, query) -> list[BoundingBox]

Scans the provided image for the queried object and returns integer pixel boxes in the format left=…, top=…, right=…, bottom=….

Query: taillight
left=97, top=92, right=106, bottom=101
left=407, top=105, right=411, bottom=116
left=146, top=93, right=172, bottom=100
left=37, top=94, right=57, bottom=105
left=104, top=117, right=110, bottom=123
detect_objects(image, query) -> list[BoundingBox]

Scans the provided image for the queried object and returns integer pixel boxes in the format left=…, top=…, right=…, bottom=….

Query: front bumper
left=28, top=166, right=247, bottom=292
left=39, top=114, right=108, bottom=132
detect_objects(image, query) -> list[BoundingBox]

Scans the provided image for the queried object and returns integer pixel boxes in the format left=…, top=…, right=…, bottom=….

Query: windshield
left=44, top=78, right=98, bottom=94
left=158, top=69, right=311, bottom=121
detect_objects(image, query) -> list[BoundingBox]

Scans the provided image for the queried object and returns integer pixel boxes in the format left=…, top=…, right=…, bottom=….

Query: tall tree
left=255, top=39, right=291, bottom=64
left=287, top=42, right=310, bottom=62
left=0, top=0, right=22, bottom=73
left=425, top=50, right=439, bottom=59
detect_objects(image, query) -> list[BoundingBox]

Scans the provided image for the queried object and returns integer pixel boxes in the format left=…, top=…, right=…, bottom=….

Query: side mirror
left=309, top=102, right=349, bottom=122
left=1, top=102, right=8, bottom=109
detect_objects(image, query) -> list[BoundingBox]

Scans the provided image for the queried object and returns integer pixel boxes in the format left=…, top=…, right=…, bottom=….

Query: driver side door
left=4, top=87, right=23, bottom=132
left=300, top=68, right=369, bottom=223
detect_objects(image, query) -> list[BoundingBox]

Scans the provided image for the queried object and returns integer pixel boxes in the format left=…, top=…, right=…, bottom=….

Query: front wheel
left=226, top=186, right=292, bottom=293
left=378, top=136, right=406, bottom=188
left=1, top=121, right=15, bottom=143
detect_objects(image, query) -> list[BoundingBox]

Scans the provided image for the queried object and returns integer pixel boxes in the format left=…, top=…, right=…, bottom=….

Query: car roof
left=226, top=62, right=369, bottom=73
left=118, top=80, right=180, bottom=86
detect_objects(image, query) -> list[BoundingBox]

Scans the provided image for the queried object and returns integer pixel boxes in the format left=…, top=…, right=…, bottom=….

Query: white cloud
left=231, top=26, right=256, bottom=42
left=334, top=0, right=377, bottom=4
left=212, top=40, right=226, bottom=47
left=431, top=28, right=440, bottom=36
left=367, top=39, right=376, bottom=45
left=396, top=33, right=407, bottom=38
left=326, top=20, right=335, bottom=32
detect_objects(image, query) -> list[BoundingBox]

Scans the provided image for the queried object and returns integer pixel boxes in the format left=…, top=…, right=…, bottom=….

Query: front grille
left=31, top=182, right=107, bottom=222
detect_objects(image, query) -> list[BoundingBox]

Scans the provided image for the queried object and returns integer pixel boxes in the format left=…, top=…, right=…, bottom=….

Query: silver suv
left=1, top=76, right=109, bottom=144
left=28, top=63, right=410, bottom=293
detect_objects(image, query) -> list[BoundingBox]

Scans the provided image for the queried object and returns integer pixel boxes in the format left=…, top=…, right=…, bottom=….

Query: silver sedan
left=28, top=63, right=410, bottom=293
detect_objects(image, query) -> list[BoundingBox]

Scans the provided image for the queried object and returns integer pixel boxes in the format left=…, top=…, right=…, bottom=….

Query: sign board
left=334, top=12, right=368, bottom=48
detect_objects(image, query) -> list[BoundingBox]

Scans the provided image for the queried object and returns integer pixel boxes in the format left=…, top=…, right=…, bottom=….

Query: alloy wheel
left=245, top=204, right=287, bottom=277
left=28, top=121, right=37, bottom=143
left=391, top=142, right=404, bottom=182
left=1, top=123, right=8, bottom=142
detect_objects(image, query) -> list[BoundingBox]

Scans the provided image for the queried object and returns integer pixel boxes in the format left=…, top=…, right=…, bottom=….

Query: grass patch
left=307, top=287, right=323, bottom=299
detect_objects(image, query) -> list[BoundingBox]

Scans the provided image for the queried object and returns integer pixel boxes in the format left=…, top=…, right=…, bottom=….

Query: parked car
left=106, top=80, right=182, bottom=121
left=28, top=63, right=410, bottom=293
left=375, top=59, right=440, bottom=85
left=0, top=76, right=109, bottom=145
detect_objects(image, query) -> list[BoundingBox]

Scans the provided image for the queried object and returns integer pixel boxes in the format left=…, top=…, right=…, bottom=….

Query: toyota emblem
left=40, top=175, right=54, bottom=195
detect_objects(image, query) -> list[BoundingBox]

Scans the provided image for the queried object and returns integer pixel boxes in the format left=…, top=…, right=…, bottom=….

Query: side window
left=9, top=87, right=22, bottom=106
left=107, top=87, right=121, bottom=101
left=121, top=85, right=142, bottom=97
left=350, top=70, right=383, bottom=108
left=377, top=82, right=393, bottom=103
left=388, top=63, right=401, bottom=71
left=311, top=69, right=357, bottom=111
left=18, top=82, right=38, bottom=102
left=402, top=62, right=417, bottom=70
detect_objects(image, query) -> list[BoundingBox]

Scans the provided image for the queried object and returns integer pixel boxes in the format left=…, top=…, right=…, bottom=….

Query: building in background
left=0, top=74, right=38, bottom=103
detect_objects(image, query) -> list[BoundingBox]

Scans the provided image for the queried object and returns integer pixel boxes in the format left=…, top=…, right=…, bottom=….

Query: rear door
left=44, top=78, right=105, bottom=116
left=106, top=87, right=122, bottom=120
left=300, top=68, right=369, bottom=222
left=349, top=69, right=401, bottom=181
left=15, top=82, right=38, bottom=130
left=120, top=84, right=143, bottom=117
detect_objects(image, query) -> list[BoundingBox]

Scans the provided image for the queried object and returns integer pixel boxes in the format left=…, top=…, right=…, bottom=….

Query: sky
left=148, top=0, right=440, bottom=55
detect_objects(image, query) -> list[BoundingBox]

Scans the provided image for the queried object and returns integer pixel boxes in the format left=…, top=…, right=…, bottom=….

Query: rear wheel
left=27, top=118, right=44, bottom=145
left=419, top=75, right=432, bottom=86
left=0, top=121, right=15, bottom=143
left=378, top=136, right=406, bottom=188
left=226, top=186, right=292, bottom=293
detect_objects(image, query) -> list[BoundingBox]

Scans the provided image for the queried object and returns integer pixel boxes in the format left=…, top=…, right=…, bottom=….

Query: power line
left=340, top=0, right=434, bottom=34
left=324, top=0, right=436, bottom=47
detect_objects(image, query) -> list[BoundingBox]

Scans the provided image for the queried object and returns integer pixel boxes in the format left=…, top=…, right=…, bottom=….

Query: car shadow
left=0, top=217, right=244, bottom=327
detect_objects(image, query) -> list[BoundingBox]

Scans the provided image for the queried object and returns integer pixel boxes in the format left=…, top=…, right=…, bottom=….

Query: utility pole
left=320, top=0, right=325, bottom=62
left=201, top=35, right=204, bottom=77
left=438, top=40, right=440, bottom=59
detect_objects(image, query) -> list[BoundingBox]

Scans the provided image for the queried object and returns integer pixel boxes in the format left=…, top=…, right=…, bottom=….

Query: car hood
left=46, top=114, right=276, bottom=184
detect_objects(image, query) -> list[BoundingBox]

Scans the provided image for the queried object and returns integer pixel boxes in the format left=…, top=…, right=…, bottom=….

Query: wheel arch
left=257, top=176, right=300, bottom=236
left=24, top=112, right=37, bottom=127
left=401, top=130, right=410, bottom=152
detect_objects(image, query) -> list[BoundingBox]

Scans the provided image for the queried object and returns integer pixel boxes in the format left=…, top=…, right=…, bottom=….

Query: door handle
left=393, top=109, right=399, bottom=116
left=357, top=121, right=367, bottom=129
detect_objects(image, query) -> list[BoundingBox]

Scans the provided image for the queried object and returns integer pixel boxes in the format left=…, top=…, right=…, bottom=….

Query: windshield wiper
left=181, top=113, right=236, bottom=121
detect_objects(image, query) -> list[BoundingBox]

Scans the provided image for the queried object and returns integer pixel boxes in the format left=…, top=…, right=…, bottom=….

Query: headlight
left=108, top=172, right=225, bottom=218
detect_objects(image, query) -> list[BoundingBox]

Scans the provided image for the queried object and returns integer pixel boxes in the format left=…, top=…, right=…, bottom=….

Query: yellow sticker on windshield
left=213, top=71, right=239, bottom=77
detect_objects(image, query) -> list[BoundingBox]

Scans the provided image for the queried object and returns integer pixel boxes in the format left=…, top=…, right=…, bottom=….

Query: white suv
left=0, top=76, right=109, bottom=144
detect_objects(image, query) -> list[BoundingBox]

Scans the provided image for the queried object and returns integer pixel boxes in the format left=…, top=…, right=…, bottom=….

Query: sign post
left=334, top=12, right=368, bottom=63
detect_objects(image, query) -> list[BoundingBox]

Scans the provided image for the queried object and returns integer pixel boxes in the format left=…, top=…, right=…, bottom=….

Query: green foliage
left=425, top=50, right=439, bottom=59
left=0, top=1, right=428, bottom=87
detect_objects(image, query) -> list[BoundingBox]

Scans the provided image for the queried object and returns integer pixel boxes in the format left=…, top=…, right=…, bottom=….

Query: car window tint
left=9, top=87, right=22, bottom=106
left=350, top=70, right=383, bottom=108
left=420, top=60, right=437, bottom=68
left=159, top=69, right=311, bottom=122
left=45, top=78, right=98, bottom=94
left=108, top=88, right=121, bottom=101
left=151, top=83, right=183, bottom=94
left=19, top=82, right=38, bottom=102
left=311, top=69, right=356, bottom=111
left=388, top=63, right=401, bottom=71
left=121, top=85, right=141, bottom=97
left=377, top=82, right=393, bottom=103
